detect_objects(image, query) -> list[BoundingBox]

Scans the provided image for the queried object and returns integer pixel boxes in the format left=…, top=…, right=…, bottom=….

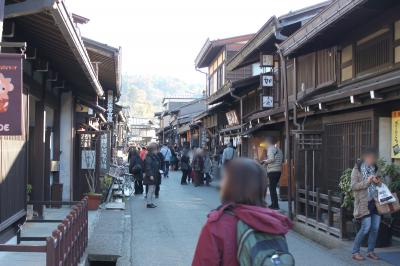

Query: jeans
left=352, top=214, right=381, bottom=254
left=268, top=171, right=281, bottom=209
left=146, top=185, right=155, bottom=204
left=146, top=184, right=160, bottom=196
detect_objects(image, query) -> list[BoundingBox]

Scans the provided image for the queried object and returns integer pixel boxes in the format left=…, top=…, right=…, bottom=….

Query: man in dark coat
left=129, top=147, right=144, bottom=195
left=144, top=143, right=161, bottom=208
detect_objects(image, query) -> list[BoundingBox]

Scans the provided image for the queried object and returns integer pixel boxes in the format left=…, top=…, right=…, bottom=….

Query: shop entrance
left=74, top=131, right=111, bottom=201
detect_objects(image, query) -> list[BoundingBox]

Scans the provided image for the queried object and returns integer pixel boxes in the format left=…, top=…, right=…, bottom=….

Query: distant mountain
left=119, top=75, right=204, bottom=118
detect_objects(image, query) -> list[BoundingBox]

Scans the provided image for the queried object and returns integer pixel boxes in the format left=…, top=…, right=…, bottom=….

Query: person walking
left=192, top=158, right=293, bottom=266
left=143, top=143, right=161, bottom=208
left=351, top=148, right=381, bottom=261
left=180, top=148, right=191, bottom=185
left=160, top=144, right=172, bottom=178
left=140, top=146, right=148, bottom=161
left=129, top=147, right=144, bottom=195
left=192, top=148, right=204, bottom=187
left=262, top=137, right=283, bottom=210
left=203, top=149, right=212, bottom=186
left=221, top=140, right=235, bottom=165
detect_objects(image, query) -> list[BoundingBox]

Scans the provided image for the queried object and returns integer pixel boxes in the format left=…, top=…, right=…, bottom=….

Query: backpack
left=236, top=219, right=295, bottom=266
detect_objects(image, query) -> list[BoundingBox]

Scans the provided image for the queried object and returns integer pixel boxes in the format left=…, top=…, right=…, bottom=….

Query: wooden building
left=276, top=0, right=400, bottom=237
left=226, top=2, right=330, bottom=160
left=0, top=0, right=121, bottom=240
left=194, top=34, right=255, bottom=154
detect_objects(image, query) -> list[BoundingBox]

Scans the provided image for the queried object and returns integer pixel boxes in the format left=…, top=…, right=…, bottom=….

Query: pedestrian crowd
left=126, top=138, right=393, bottom=265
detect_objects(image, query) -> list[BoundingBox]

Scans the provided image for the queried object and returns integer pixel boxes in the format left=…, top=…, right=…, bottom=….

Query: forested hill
left=119, top=75, right=204, bottom=118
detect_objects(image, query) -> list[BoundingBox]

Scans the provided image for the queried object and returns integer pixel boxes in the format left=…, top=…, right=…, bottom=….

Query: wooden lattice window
left=355, top=28, right=391, bottom=75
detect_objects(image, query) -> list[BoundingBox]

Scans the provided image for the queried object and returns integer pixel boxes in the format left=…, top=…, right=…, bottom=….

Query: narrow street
left=127, top=171, right=359, bottom=266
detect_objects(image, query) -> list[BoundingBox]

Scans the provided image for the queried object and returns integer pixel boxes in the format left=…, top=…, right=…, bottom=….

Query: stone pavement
left=125, top=170, right=392, bottom=266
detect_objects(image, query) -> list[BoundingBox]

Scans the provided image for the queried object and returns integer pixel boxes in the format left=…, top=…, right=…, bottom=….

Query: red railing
left=0, top=197, right=88, bottom=266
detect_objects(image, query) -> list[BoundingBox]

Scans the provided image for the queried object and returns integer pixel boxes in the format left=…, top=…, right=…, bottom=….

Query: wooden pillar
left=52, top=107, right=61, bottom=183
left=44, top=127, right=52, bottom=202
left=31, top=101, right=46, bottom=216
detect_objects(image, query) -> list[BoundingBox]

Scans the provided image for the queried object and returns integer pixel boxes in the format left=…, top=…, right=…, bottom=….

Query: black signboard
left=0, top=53, right=23, bottom=135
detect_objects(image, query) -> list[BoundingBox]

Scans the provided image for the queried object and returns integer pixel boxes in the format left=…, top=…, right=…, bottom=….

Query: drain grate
left=88, top=254, right=119, bottom=266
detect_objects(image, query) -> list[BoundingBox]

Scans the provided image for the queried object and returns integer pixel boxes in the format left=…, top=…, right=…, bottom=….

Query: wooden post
left=328, top=190, right=333, bottom=227
left=316, top=188, right=321, bottom=223
left=339, top=194, right=346, bottom=239
left=32, top=101, right=46, bottom=216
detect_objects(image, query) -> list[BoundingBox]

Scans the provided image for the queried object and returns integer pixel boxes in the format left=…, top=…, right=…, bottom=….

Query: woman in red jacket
left=192, top=158, right=293, bottom=266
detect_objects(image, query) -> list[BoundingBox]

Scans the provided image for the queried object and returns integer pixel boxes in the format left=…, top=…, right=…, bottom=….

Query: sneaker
left=352, top=253, right=365, bottom=261
left=155, top=195, right=159, bottom=199
left=146, top=204, right=157, bottom=208
left=268, top=205, right=280, bottom=210
left=367, top=252, right=379, bottom=260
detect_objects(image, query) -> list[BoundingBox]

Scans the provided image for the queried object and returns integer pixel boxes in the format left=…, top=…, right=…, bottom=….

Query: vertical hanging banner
left=0, top=53, right=23, bottom=135
left=107, top=90, right=113, bottom=122
left=392, top=111, right=400, bottom=158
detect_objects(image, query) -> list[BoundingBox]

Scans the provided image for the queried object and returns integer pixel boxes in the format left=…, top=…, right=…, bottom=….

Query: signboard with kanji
left=0, top=53, right=23, bottom=135
left=261, top=75, right=273, bottom=87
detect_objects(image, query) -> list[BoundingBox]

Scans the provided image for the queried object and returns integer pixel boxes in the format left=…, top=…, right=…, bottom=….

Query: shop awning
left=5, top=0, right=103, bottom=97
left=76, top=96, right=106, bottom=113
left=178, top=124, right=190, bottom=134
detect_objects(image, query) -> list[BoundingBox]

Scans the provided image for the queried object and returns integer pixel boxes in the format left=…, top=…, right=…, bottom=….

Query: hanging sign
left=107, top=90, right=113, bottom=122
left=261, top=54, right=274, bottom=67
left=261, top=74, right=273, bottom=87
left=392, top=111, right=400, bottom=158
left=0, top=53, right=23, bottom=135
left=226, top=110, right=239, bottom=126
left=262, top=96, right=274, bottom=108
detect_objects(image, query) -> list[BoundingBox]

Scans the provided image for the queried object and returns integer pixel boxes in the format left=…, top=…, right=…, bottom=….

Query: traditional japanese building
left=0, top=0, right=121, bottom=239
left=194, top=34, right=255, bottom=155
left=276, top=0, right=400, bottom=237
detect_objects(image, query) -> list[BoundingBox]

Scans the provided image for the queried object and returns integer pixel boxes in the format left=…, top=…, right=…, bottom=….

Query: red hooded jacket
left=192, top=204, right=293, bottom=266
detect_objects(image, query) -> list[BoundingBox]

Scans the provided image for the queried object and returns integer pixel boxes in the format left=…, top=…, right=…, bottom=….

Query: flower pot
left=86, top=193, right=102, bottom=210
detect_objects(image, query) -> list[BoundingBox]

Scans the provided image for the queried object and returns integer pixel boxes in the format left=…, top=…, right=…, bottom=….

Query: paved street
left=126, top=170, right=368, bottom=266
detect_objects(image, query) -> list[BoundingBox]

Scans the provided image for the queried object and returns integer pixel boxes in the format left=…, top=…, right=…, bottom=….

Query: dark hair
left=221, top=158, right=268, bottom=207
left=362, top=147, right=377, bottom=156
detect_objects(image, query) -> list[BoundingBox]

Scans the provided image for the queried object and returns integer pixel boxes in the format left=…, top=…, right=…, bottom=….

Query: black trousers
left=205, top=173, right=211, bottom=185
left=268, top=171, right=281, bottom=208
left=134, top=179, right=143, bottom=194
left=181, top=170, right=189, bottom=184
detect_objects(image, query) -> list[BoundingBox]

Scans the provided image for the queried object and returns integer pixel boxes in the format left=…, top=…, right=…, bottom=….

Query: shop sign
left=226, top=110, right=239, bottom=125
left=261, top=74, right=273, bottom=87
left=0, top=53, right=23, bottom=135
left=262, top=96, right=274, bottom=108
left=107, top=90, right=113, bottom=122
left=260, top=54, right=274, bottom=67
left=392, top=111, right=400, bottom=158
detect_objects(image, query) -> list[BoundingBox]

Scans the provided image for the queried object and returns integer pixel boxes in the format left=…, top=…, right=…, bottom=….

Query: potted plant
left=385, top=162, right=400, bottom=239
left=26, top=183, right=32, bottom=202
left=83, top=149, right=102, bottom=210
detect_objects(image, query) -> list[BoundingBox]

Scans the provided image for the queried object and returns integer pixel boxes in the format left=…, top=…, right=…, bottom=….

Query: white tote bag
left=377, top=183, right=396, bottom=205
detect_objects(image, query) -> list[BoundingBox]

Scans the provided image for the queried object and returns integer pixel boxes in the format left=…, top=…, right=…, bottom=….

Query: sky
left=68, top=0, right=324, bottom=85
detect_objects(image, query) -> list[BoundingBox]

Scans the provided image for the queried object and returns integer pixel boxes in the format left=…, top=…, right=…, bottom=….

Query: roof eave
left=50, top=1, right=104, bottom=96
left=227, top=17, right=278, bottom=71
left=280, top=0, right=367, bottom=57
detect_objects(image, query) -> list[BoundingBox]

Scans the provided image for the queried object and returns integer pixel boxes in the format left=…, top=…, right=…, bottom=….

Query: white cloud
left=67, top=0, right=324, bottom=84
